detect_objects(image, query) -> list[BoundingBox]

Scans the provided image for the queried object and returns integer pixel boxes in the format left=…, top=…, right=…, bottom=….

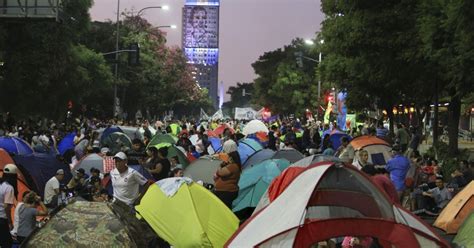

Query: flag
left=324, top=101, right=333, bottom=124
left=103, top=156, right=116, bottom=173
left=211, top=109, right=224, bottom=120
left=200, top=108, right=209, bottom=120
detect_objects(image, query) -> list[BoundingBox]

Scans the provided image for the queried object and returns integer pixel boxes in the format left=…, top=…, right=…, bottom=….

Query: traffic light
left=294, top=51, right=303, bottom=68
left=128, top=43, right=140, bottom=65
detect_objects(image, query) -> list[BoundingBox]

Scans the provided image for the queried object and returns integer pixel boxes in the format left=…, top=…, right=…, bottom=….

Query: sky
left=90, top=0, right=324, bottom=100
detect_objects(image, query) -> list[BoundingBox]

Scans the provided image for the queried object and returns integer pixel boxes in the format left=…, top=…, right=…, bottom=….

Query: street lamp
left=157, top=25, right=177, bottom=29
left=137, top=5, right=169, bottom=16
left=304, top=39, right=324, bottom=100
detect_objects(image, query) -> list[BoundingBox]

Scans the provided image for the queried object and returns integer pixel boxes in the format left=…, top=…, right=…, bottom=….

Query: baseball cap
left=56, top=169, right=65, bottom=175
left=114, top=152, right=127, bottom=161
left=4, top=164, right=18, bottom=174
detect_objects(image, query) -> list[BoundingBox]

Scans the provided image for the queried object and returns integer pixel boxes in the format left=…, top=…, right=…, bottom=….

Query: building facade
left=182, top=0, right=219, bottom=109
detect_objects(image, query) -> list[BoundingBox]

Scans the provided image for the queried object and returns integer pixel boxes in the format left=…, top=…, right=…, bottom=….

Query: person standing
left=395, top=123, right=410, bottom=153
left=44, top=169, right=65, bottom=208
left=386, top=145, right=411, bottom=201
left=214, top=141, right=242, bottom=209
left=0, top=164, right=17, bottom=248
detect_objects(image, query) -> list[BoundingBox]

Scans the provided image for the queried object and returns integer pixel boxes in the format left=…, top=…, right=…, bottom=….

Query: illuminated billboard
left=182, top=5, right=219, bottom=48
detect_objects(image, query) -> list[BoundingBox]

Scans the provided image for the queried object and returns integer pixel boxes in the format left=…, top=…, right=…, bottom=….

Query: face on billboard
left=183, top=6, right=218, bottom=48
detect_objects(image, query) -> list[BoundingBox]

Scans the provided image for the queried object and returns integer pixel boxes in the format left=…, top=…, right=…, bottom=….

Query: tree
left=222, top=82, right=254, bottom=110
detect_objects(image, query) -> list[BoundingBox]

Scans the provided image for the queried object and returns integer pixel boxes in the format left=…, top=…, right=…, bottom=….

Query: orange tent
left=434, top=181, right=474, bottom=234
left=350, top=135, right=392, bottom=166
left=0, top=148, right=36, bottom=222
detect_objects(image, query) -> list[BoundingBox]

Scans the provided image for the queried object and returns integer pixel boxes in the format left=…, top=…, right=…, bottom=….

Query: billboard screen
left=182, top=6, right=219, bottom=48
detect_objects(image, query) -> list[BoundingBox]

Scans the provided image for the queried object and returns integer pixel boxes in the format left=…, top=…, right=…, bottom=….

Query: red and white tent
left=226, top=162, right=449, bottom=247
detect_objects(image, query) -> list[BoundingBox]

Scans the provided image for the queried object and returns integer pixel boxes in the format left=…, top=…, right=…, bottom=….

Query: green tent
left=149, top=143, right=189, bottom=167
left=148, top=134, right=178, bottom=148
left=453, top=211, right=474, bottom=248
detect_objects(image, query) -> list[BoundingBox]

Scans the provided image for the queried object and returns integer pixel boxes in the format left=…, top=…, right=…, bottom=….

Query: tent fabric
left=214, top=124, right=234, bottom=136
left=243, top=149, right=275, bottom=169
left=226, top=163, right=449, bottom=247
left=208, top=137, right=223, bottom=154
left=350, top=135, right=392, bottom=166
left=238, top=139, right=263, bottom=165
left=101, top=132, right=132, bottom=154
left=24, top=201, right=137, bottom=247
left=118, top=125, right=144, bottom=140
left=74, top=153, right=105, bottom=173
left=135, top=181, right=239, bottom=247
left=148, top=134, right=178, bottom=148
left=184, top=156, right=223, bottom=185
left=242, top=120, right=269, bottom=135
left=57, top=132, right=76, bottom=156
left=329, top=132, right=351, bottom=150
left=453, top=211, right=474, bottom=248
left=232, top=159, right=290, bottom=212
left=100, top=126, right=124, bottom=143
left=13, top=153, right=72, bottom=197
left=271, top=148, right=304, bottom=164
left=434, top=181, right=474, bottom=234
left=0, top=136, right=34, bottom=155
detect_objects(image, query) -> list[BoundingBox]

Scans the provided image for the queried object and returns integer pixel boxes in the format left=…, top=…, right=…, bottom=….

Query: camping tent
left=329, top=131, right=351, bottom=150
left=101, top=132, right=132, bottom=154
left=271, top=148, right=304, bottom=164
left=0, top=136, right=34, bottom=155
left=135, top=179, right=239, bottom=247
left=99, top=126, right=124, bottom=142
left=242, top=120, right=269, bottom=135
left=232, top=159, right=290, bottom=213
left=434, top=181, right=474, bottom=234
left=184, top=156, right=223, bottom=185
left=226, top=162, right=449, bottom=247
left=57, top=132, right=76, bottom=156
left=453, top=211, right=474, bottom=248
left=24, top=201, right=138, bottom=247
left=243, top=149, right=275, bottom=169
left=148, top=134, right=177, bottom=148
left=13, top=153, right=72, bottom=197
left=238, top=138, right=263, bottom=165
left=350, top=135, right=392, bottom=165
left=74, top=153, right=107, bottom=173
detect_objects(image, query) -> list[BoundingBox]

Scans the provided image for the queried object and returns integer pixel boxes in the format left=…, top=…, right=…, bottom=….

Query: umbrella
left=74, top=153, right=105, bottom=173
left=271, top=148, right=304, bottom=163
left=24, top=201, right=138, bottom=247
left=57, top=132, right=76, bottom=156
left=101, top=132, right=132, bottom=154
left=238, top=138, right=263, bottom=165
left=214, top=124, right=234, bottom=136
left=148, top=134, right=177, bottom=148
left=100, top=126, right=124, bottom=143
left=232, top=159, right=290, bottom=213
left=135, top=180, right=239, bottom=247
left=242, top=120, right=269, bottom=135
left=243, top=149, right=276, bottom=169
left=0, top=136, right=34, bottom=155
left=184, top=156, right=222, bottom=185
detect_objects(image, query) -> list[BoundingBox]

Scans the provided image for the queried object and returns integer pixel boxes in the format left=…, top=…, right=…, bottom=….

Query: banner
left=234, top=107, right=257, bottom=120
left=200, top=108, right=209, bottom=120
left=211, top=109, right=223, bottom=120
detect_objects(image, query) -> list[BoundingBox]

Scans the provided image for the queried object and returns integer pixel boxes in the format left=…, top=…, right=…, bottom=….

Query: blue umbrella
left=57, top=132, right=76, bottom=156
left=232, top=159, right=290, bottom=212
left=0, top=136, right=34, bottom=155
left=238, top=138, right=263, bottom=165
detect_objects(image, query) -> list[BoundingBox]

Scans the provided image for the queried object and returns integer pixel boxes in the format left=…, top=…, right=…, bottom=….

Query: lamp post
left=304, top=39, right=324, bottom=100
left=157, top=25, right=177, bottom=29
left=137, top=5, right=169, bottom=16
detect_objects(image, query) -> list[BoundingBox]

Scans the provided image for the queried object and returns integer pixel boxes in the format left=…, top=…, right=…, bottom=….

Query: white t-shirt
left=110, top=167, right=147, bottom=206
left=44, top=177, right=60, bottom=204
left=0, top=182, right=15, bottom=219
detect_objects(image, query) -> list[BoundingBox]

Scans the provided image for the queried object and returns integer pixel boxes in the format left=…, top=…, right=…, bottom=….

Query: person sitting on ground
left=336, top=136, right=355, bottom=164
left=171, top=167, right=184, bottom=177
left=322, top=141, right=335, bottom=156
left=145, top=147, right=171, bottom=181
left=11, top=191, right=30, bottom=239
left=16, top=192, right=48, bottom=244
left=85, top=168, right=102, bottom=198
left=44, top=169, right=65, bottom=208
left=414, top=177, right=452, bottom=215
left=66, top=168, right=87, bottom=196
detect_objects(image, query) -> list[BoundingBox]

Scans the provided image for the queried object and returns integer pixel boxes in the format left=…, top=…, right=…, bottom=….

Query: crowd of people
left=0, top=111, right=473, bottom=247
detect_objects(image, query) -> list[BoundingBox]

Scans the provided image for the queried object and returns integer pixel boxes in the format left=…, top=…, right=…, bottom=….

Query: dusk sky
left=90, top=0, right=324, bottom=99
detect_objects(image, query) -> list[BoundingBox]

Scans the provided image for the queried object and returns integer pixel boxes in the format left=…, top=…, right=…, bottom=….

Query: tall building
left=182, top=0, right=219, bottom=109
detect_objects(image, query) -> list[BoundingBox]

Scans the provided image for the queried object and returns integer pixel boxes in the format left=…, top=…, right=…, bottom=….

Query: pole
left=318, top=52, right=322, bottom=100
left=114, top=0, right=120, bottom=117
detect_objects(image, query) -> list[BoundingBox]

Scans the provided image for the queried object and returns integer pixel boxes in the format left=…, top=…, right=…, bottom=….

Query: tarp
left=453, top=211, right=474, bottom=248
left=0, top=136, right=34, bottom=155
left=271, top=148, right=304, bottom=164
left=243, top=149, right=275, bottom=169
left=135, top=180, right=239, bottom=247
left=13, top=153, right=72, bottom=197
left=238, top=138, right=263, bottom=165
left=226, top=163, right=449, bottom=248
left=57, top=132, right=76, bottom=156
left=434, top=181, right=474, bottom=234
left=183, top=156, right=222, bottom=185
left=232, top=159, right=290, bottom=212
left=24, top=201, right=137, bottom=247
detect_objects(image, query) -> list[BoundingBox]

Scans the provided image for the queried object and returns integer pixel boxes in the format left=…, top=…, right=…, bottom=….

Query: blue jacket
left=386, top=155, right=411, bottom=191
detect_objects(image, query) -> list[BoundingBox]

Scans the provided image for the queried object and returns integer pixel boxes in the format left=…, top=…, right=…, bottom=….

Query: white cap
left=114, top=152, right=127, bottom=161
left=222, top=139, right=238, bottom=154
left=4, top=164, right=18, bottom=174
left=100, top=147, right=110, bottom=154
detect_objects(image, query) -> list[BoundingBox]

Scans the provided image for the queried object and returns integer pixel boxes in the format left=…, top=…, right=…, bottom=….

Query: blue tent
left=243, top=149, right=275, bottom=170
left=105, top=164, right=153, bottom=196
left=232, top=159, right=290, bottom=212
left=208, top=137, right=223, bottom=153
left=13, top=153, right=72, bottom=197
left=57, top=132, right=76, bottom=155
left=271, top=148, right=304, bottom=164
left=100, top=126, right=124, bottom=143
left=238, top=138, right=263, bottom=165
left=329, top=131, right=352, bottom=150
left=0, top=136, right=34, bottom=155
